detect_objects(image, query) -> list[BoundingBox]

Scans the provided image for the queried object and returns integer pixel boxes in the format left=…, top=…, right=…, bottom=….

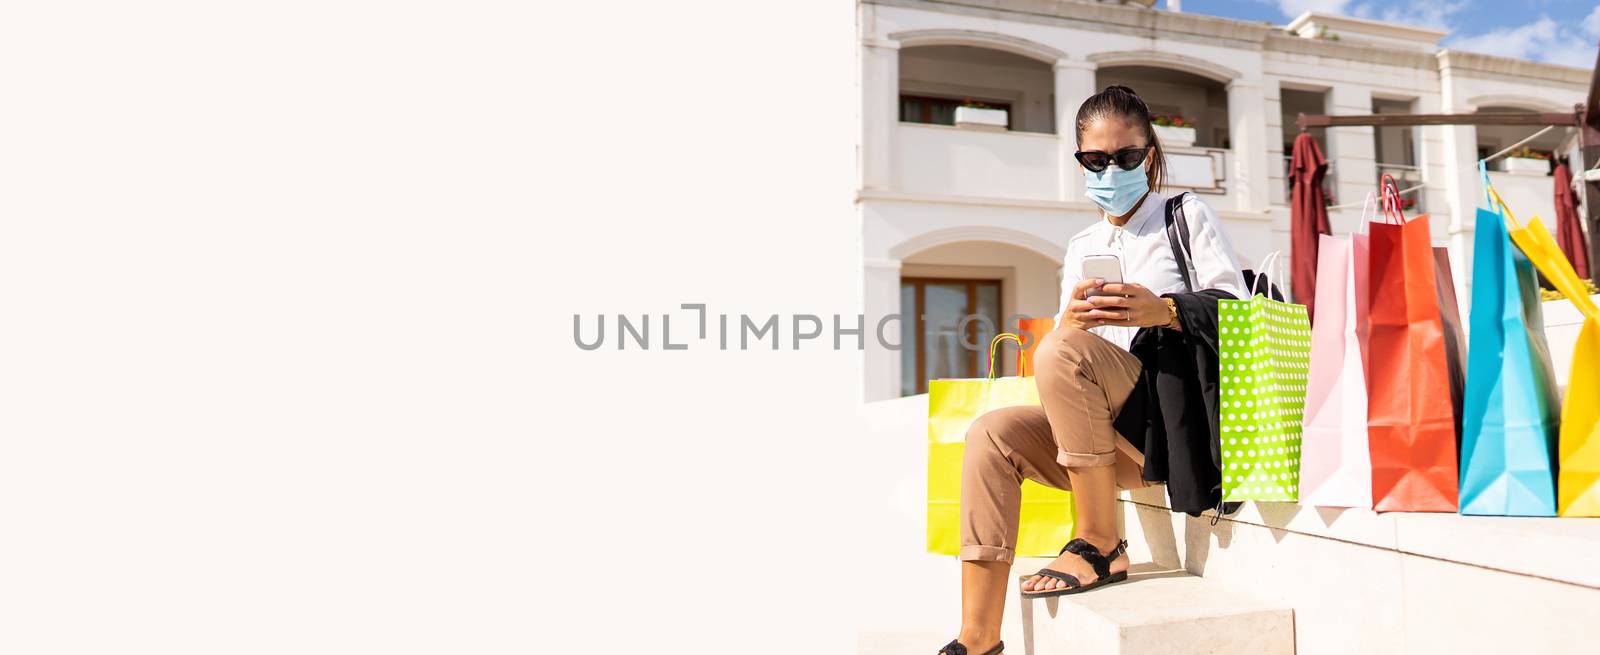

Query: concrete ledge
left=1018, top=564, right=1293, bottom=655
left=1121, top=487, right=1600, bottom=589
left=1119, top=488, right=1600, bottom=653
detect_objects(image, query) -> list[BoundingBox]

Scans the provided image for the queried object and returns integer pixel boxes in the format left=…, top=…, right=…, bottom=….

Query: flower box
left=1154, top=124, right=1196, bottom=147
left=1504, top=156, right=1549, bottom=175
left=954, top=106, right=1008, bottom=130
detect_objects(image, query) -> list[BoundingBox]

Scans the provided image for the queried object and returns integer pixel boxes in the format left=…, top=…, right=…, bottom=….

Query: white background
left=0, top=1, right=863, bottom=652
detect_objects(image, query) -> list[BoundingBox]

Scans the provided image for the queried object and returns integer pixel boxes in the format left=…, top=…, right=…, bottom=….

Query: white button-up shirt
left=1055, top=191, right=1248, bottom=352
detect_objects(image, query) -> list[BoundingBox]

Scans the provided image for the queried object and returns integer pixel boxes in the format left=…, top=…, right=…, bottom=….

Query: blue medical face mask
left=1084, top=160, right=1150, bottom=216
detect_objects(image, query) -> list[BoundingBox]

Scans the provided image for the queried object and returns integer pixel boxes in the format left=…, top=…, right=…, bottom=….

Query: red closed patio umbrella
left=1290, top=132, right=1332, bottom=322
left=1554, top=161, right=1592, bottom=281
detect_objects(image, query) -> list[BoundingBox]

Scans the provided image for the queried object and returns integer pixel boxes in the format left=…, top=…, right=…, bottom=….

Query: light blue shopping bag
left=1459, top=169, right=1562, bottom=516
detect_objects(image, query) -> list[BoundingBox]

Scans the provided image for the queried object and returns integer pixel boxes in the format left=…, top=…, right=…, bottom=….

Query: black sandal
left=1019, top=537, right=1129, bottom=599
left=937, top=638, right=1002, bottom=655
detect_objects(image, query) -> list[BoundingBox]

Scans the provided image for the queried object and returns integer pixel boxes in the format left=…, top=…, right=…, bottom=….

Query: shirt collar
left=1122, top=190, right=1166, bottom=234
left=1096, top=190, right=1166, bottom=235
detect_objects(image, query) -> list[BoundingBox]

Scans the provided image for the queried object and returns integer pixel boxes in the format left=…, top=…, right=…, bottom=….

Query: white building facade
left=857, top=0, right=1592, bottom=401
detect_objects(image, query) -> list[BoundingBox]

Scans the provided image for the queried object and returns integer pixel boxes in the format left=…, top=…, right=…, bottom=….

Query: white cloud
left=1446, top=11, right=1600, bottom=68
left=1350, top=1, right=1468, bottom=31
left=1273, top=0, right=1354, bottom=16
left=1448, top=16, right=1560, bottom=60
left=1265, top=0, right=1599, bottom=68
left=1268, top=0, right=1466, bottom=29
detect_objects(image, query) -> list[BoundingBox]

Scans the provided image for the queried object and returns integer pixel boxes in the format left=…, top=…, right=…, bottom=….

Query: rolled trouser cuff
left=959, top=544, right=1014, bottom=563
left=1057, top=449, right=1116, bottom=468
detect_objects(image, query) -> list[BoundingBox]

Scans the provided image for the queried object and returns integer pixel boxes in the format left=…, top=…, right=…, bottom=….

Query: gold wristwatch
left=1163, top=297, right=1179, bottom=328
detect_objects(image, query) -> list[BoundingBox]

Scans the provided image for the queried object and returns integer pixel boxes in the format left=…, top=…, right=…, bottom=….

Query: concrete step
left=1117, top=486, right=1600, bottom=654
left=1018, top=563, right=1293, bottom=655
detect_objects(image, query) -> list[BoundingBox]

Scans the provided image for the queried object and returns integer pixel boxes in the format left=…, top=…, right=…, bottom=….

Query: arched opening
left=898, top=45, right=1056, bottom=134
left=898, top=240, right=1061, bottom=396
left=1094, top=65, right=1229, bottom=148
left=1476, top=105, right=1566, bottom=175
left=1476, top=104, right=1572, bottom=231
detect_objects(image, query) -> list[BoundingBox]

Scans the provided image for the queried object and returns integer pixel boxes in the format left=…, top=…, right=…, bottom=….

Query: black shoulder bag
left=1161, top=191, right=1245, bottom=522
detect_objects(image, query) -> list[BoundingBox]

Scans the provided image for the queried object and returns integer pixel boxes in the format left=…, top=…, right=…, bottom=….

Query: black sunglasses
left=1074, top=146, right=1151, bottom=173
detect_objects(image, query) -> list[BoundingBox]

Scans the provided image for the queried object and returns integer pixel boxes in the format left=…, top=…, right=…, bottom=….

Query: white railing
left=893, top=122, right=1059, bottom=200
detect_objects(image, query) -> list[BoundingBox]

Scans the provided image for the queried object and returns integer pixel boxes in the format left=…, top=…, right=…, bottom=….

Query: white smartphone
left=1080, top=254, right=1123, bottom=297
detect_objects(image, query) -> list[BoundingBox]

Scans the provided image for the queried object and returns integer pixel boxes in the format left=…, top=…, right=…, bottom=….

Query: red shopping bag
left=1364, top=177, right=1459, bottom=512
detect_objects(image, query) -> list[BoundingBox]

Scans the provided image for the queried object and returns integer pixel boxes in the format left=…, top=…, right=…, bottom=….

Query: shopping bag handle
left=1483, top=184, right=1537, bottom=243
left=1485, top=184, right=1600, bottom=322
left=1378, top=174, right=1406, bottom=225
left=1478, top=160, right=1497, bottom=213
left=1484, top=185, right=1527, bottom=234
left=1357, top=191, right=1378, bottom=235
left=1251, top=251, right=1285, bottom=298
left=1479, top=161, right=1518, bottom=231
left=988, top=332, right=1024, bottom=380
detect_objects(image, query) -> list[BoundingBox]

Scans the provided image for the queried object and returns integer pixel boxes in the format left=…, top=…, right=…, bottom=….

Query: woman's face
left=1076, top=117, right=1148, bottom=170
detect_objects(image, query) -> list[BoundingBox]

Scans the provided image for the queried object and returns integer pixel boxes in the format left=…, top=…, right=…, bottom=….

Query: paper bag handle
left=1252, top=251, right=1285, bottom=298
left=1379, top=174, right=1406, bottom=225
left=1484, top=185, right=1600, bottom=323
left=988, top=333, right=1024, bottom=380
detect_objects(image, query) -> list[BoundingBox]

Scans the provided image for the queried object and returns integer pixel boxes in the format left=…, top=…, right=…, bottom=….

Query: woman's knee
left=965, top=406, right=1029, bottom=457
left=1035, top=326, right=1094, bottom=377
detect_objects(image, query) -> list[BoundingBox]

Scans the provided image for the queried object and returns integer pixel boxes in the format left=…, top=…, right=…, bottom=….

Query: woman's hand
left=1062, top=278, right=1112, bottom=330
left=1081, top=282, right=1171, bottom=329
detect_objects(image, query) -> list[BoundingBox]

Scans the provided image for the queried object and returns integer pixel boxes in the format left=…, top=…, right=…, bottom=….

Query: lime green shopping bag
left=1219, top=253, right=1312, bottom=502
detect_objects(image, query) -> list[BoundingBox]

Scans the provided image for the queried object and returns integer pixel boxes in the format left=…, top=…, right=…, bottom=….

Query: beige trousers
left=959, top=326, right=1151, bottom=563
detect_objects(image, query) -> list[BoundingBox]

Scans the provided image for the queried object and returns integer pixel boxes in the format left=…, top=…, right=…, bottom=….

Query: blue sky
left=1163, top=0, right=1600, bottom=68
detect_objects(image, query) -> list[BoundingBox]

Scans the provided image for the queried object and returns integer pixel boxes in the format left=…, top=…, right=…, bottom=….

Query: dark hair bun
left=1103, top=84, right=1138, bottom=96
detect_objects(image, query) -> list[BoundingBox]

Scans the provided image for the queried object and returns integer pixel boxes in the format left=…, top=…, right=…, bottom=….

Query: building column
left=861, top=39, right=899, bottom=192
left=1263, top=79, right=1287, bottom=207
left=1435, top=60, right=1481, bottom=309
left=1325, top=84, right=1376, bottom=228
left=863, top=257, right=903, bottom=402
left=1227, top=79, right=1270, bottom=213
left=1054, top=59, right=1097, bottom=202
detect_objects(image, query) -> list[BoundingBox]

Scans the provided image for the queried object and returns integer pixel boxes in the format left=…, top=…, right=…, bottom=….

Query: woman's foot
left=941, top=632, right=1002, bottom=655
left=1019, top=534, right=1128, bottom=593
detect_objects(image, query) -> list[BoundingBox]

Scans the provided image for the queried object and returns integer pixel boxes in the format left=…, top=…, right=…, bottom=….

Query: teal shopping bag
left=1459, top=175, right=1561, bottom=516
left=1219, top=253, right=1312, bottom=502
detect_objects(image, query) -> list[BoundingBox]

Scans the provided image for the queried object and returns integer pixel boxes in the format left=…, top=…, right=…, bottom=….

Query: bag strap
left=987, top=333, right=1023, bottom=380
left=1163, top=193, right=1196, bottom=293
left=1251, top=251, right=1286, bottom=298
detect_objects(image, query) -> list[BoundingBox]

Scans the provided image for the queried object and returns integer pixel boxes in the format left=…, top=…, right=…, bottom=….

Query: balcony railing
left=893, top=122, right=1060, bottom=200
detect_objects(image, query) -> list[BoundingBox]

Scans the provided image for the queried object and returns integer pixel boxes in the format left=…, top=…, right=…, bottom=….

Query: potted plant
left=1152, top=115, right=1196, bottom=147
left=1504, top=147, right=1551, bottom=175
left=954, top=99, right=1008, bottom=130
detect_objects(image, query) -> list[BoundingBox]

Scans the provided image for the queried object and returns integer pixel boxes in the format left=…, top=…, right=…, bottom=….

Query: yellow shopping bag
left=927, top=333, right=1075, bottom=556
left=1491, top=188, right=1600, bottom=516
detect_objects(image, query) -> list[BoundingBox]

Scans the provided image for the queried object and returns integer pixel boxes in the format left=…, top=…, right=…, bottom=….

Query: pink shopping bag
left=1299, top=234, right=1372, bottom=507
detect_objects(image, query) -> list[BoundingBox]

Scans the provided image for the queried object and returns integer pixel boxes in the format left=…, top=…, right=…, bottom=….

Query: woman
left=938, top=85, right=1248, bottom=655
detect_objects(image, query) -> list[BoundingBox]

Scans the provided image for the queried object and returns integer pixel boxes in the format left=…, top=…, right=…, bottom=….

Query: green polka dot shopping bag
left=1218, top=252, right=1312, bottom=503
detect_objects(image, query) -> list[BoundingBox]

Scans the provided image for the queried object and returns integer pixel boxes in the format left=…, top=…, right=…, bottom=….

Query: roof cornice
left=1436, top=49, right=1590, bottom=86
left=1263, top=32, right=1434, bottom=70
left=864, top=0, right=1274, bottom=49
